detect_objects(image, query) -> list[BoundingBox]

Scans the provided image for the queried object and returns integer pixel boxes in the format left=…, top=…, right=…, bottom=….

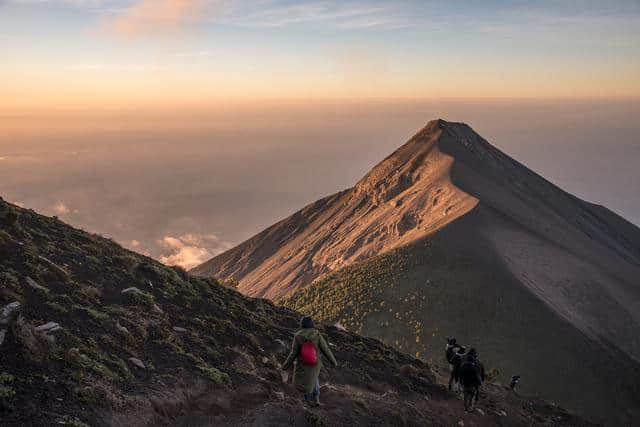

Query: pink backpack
left=300, top=340, right=317, bottom=365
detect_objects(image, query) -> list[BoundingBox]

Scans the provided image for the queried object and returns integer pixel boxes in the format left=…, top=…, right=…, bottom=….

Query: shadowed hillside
left=282, top=209, right=640, bottom=426
left=0, top=198, right=595, bottom=426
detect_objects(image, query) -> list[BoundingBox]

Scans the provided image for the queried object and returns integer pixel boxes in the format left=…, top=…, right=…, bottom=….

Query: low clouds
left=52, top=201, right=70, bottom=215
left=157, top=233, right=231, bottom=269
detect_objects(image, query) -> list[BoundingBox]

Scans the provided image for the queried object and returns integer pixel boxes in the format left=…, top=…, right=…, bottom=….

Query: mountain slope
left=0, top=198, right=595, bottom=426
left=195, top=119, right=640, bottom=426
left=283, top=206, right=640, bottom=426
left=192, top=120, right=478, bottom=299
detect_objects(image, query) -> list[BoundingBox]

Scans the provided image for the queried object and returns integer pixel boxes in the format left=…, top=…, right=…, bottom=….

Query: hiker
left=458, top=348, right=485, bottom=412
left=445, top=337, right=465, bottom=390
left=281, top=316, right=338, bottom=407
left=510, top=375, right=520, bottom=391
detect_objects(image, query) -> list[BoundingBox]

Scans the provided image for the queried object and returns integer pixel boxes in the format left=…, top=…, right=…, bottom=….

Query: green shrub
left=197, top=364, right=231, bottom=385
left=0, top=373, right=16, bottom=399
left=486, top=367, right=501, bottom=383
left=4, top=206, right=19, bottom=225
left=125, top=290, right=155, bottom=307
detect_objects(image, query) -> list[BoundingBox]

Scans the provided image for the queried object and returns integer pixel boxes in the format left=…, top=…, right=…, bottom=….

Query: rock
left=121, top=287, right=142, bottom=295
left=38, top=255, right=70, bottom=278
left=35, top=321, right=61, bottom=334
left=0, top=301, right=20, bottom=325
left=25, top=277, right=48, bottom=293
left=115, top=322, right=129, bottom=334
left=173, top=327, right=188, bottom=333
left=0, top=329, right=6, bottom=346
left=128, top=357, right=146, bottom=369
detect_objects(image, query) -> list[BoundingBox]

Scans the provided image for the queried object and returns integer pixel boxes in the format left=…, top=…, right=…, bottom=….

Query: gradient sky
left=1, top=0, right=639, bottom=109
left=1, top=1, right=639, bottom=268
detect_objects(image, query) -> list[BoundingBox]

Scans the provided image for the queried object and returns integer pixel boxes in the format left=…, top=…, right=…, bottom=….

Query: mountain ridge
left=193, top=119, right=640, bottom=425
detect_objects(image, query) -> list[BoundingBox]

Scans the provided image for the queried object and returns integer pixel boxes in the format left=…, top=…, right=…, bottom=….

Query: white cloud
left=51, top=201, right=70, bottom=215
left=157, top=233, right=230, bottom=269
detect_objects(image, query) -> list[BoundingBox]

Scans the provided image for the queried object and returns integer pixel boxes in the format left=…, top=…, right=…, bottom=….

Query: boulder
left=334, top=322, right=347, bottom=331
left=115, top=322, right=129, bottom=335
left=38, top=255, right=70, bottom=278
left=0, top=301, right=20, bottom=325
left=35, top=321, right=61, bottom=334
left=25, top=277, right=48, bottom=293
left=128, top=357, right=146, bottom=369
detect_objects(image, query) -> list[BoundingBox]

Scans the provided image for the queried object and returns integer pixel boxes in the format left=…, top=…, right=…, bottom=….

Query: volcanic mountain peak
left=193, top=119, right=479, bottom=299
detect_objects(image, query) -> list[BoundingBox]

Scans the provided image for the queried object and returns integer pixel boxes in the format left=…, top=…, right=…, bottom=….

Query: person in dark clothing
left=510, top=375, right=520, bottom=391
left=458, top=347, right=485, bottom=411
left=445, top=337, right=465, bottom=390
left=282, top=316, right=337, bottom=407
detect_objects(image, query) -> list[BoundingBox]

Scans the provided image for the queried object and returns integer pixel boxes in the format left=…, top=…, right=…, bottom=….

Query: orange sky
left=1, top=0, right=639, bottom=112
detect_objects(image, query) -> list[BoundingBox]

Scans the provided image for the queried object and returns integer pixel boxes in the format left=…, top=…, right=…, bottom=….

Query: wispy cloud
left=220, top=1, right=410, bottom=30
left=105, top=0, right=223, bottom=37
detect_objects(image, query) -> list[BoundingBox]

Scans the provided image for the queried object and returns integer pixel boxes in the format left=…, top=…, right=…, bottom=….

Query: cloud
left=131, top=239, right=141, bottom=247
left=107, top=0, right=221, bottom=36
left=51, top=201, right=70, bottom=215
left=157, top=233, right=230, bottom=269
left=221, top=1, right=407, bottom=30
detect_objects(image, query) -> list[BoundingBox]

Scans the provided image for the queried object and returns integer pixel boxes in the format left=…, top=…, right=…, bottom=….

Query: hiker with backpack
left=281, top=316, right=338, bottom=407
left=445, top=337, right=465, bottom=391
left=458, top=348, right=486, bottom=411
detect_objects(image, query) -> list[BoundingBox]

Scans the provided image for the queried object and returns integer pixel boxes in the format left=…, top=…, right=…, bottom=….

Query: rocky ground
left=0, top=198, right=595, bottom=426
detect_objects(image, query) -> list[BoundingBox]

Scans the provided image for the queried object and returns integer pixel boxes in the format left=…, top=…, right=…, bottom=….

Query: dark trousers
left=304, top=379, right=320, bottom=403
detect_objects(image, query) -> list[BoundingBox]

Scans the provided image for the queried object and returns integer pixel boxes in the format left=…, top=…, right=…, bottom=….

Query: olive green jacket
left=282, top=328, right=337, bottom=394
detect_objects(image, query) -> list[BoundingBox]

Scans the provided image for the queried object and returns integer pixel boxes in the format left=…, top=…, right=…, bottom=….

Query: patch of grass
left=197, top=364, right=231, bottom=385
left=73, top=305, right=109, bottom=324
left=46, top=301, right=69, bottom=314
left=3, top=206, right=19, bottom=226
left=125, top=290, right=155, bottom=307
left=67, top=350, right=120, bottom=382
left=0, top=373, right=16, bottom=399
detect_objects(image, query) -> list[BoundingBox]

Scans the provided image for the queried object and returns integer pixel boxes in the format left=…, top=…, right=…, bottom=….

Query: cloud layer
left=157, top=233, right=231, bottom=269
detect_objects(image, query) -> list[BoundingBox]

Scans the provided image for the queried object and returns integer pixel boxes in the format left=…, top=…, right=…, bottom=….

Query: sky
left=1, top=0, right=639, bottom=108
left=1, top=1, right=639, bottom=268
